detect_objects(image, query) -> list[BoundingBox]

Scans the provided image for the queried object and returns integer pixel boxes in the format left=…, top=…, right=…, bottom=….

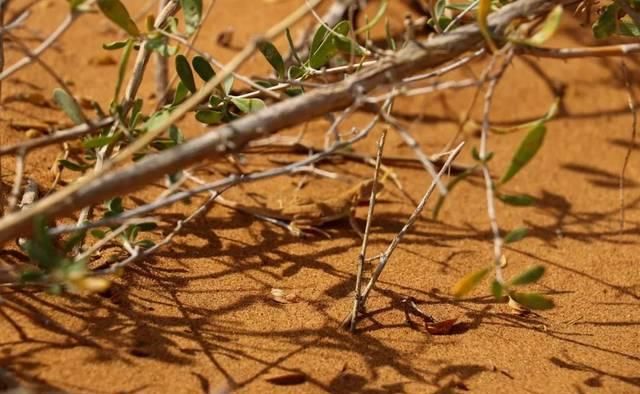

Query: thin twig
left=0, top=117, right=114, bottom=157
left=518, top=43, right=640, bottom=59
left=350, top=128, right=386, bottom=331
left=0, top=11, right=78, bottom=81
left=619, top=61, right=637, bottom=232
left=345, top=141, right=465, bottom=327
left=479, top=51, right=513, bottom=284
left=7, top=149, right=26, bottom=213
left=49, top=103, right=389, bottom=236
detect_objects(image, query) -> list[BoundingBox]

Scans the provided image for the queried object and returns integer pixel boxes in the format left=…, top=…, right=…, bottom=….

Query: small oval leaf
left=53, top=88, right=84, bottom=125
left=510, top=292, right=554, bottom=310
left=175, top=55, right=196, bottom=93
left=490, top=279, right=503, bottom=299
left=195, top=110, right=224, bottom=125
left=497, top=193, right=536, bottom=206
left=192, top=55, right=216, bottom=81
left=510, top=265, right=545, bottom=286
left=180, top=0, right=202, bottom=35
left=500, top=123, right=547, bottom=184
left=97, top=0, right=140, bottom=37
left=504, top=227, right=528, bottom=244
left=257, top=40, right=285, bottom=79
left=231, top=97, right=266, bottom=113
left=451, top=267, right=490, bottom=298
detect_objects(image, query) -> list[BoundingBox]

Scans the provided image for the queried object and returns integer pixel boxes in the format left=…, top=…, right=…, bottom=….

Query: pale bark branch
left=0, top=0, right=577, bottom=244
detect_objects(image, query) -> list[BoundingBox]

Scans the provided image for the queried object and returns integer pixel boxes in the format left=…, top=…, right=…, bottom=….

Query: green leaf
left=137, top=222, right=158, bottom=232
left=195, top=110, right=224, bottom=124
left=144, top=109, right=171, bottom=131
left=491, top=280, right=503, bottom=298
left=287, top=65, right=305, bottom=79
left=209, top=95, right=223, bottom=108
left=231, top=97, right=266, bottom=113
left=96, top=0, right=140, bottom=37
left=136, top=239, right=156, bottom=249
left=20, top=270, right=44, bottom=283
left=510, top=265, right=545, bottom=286
left=451, top=267, right=490, bottom=298
left=175, top=54, right=196, bottom=93
left=113, top=39, right=133, bottom=105
left=510, top=292, right=554, bottom=310
left=53, top=88, right=84, bottom=125
left=180, top=0, right=202, bottom=35
left=58, top=159, right=87, bottom=172
left=83, top=135, right=116, bottom=149
left=500, top=123, right=547, bottom=184
left=592, top=4, right=618, bottom=39
left=102, top=39, right=129, bottom=50
left=308, top=21, right=355, bottom=69
left=620, top=20, right=640, bottom=37
left=471, top=147, right=493, bottom=162
left=90, top=229, right=107, bottom=239
left=169, top=126, right=184, bottom=145
left=63, top=231, right=86, bottom=253
left=497, top=193, right=536, bottom=206
left=145, top=35, right=178, bottom=57
left=106, top=197, right=123, bottom=214
left=504, top=227, right=528, bottom=244
left=257, top=40, right=285, bottom=78
left=478, top=0, right=497, bottom=51
left=192, top=55, right=216, bottom=81
left=23, top=216, right=58, bottom=269
left=172, top=81, right=189, bottom=105
left=221, top=75, right=234, bottom=96
left=515, top=5, right=563, bottom=46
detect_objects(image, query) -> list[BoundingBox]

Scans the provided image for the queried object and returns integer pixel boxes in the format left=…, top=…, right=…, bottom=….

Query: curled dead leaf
left=508, top=296, right=530, bottom=315
left=264, top=371, right=306, bottom=386
left=217, top=28, right=234, bottom=47
left=270, top=288, right=300, bottom=304
left=500, top=254, right=508, bottom=268
left=425, top=318, right=459, bottom=335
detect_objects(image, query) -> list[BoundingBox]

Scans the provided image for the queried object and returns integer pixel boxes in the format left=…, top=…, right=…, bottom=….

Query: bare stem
left=350, top=128, right=387, bottom=331
left=354, top=141, right=465, bottom=317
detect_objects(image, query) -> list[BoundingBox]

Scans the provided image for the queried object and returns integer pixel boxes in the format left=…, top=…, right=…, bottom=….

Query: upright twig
left=350, top=128, right=387, bottom=331
left=619, top=61, right=637, bottom=232
left=153, top=0, right=170, bottom=106
left=479, top=51, right=513, bottom=284
left=6, top=149, right=26, bottom=213
left=346, top=141, right=465, bottom=327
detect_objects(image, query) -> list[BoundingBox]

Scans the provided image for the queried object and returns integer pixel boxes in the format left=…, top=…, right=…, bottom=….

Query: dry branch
left=0, top=0, right=575, bottom=244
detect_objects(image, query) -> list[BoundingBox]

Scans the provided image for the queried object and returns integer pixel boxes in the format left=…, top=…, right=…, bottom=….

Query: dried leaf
left=425, top=318, right=458, bottom=335
left=264, top=371, right=306, bottom=385
left=508, top=295, right=530, bottom=315
left=270, top=288, right=299, bottom=304
left=451, top=267, right=490, bottom=298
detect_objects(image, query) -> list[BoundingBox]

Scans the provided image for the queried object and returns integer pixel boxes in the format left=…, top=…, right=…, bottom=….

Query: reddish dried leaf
left=425, top=318, right=458, bottom=335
